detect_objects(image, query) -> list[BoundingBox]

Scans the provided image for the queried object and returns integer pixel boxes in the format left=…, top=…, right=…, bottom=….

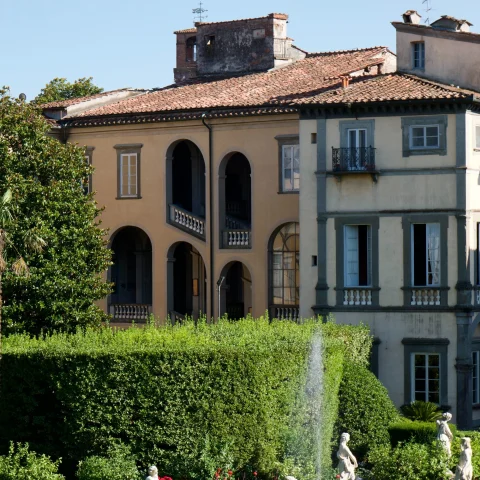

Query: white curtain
left=426, top=223, right=440, bottom=286
left=345, top=225, right=359, bottom=286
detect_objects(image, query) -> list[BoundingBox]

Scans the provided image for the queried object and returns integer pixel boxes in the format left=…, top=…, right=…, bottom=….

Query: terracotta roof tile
left=69, top=47, right=389, bottom=118
left=292, top=73, right=479, bottom=105
left=173, top=27, right=197, bottom=34
left=195, top=13, right=288, bottom=27
left=39, top=88, right=133, bottom=108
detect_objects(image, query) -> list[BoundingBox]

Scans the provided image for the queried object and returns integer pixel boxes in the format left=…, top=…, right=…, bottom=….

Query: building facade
left=298, top=12, right=480, bottom=428
left=42, top=14, right=394, bottom=326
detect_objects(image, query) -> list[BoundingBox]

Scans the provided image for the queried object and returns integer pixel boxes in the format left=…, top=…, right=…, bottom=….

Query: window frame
left=114, top=143, right=143, bottom=200
left=339, top=120, right=375, bottom=149
left=409, top=125, right=440, bottom=150
left=281, top=144, right=300, bottom=192
left=402, top=215, right=448, bottom=306
left=335, top=217, right=379, bottom=306
left=473, top=350, right=480, bottom=405
left=275, top=134, right=299, bottom=194
left=343, top=224, right=372, bottom=287
left=401, top=115, right=448, bottom=157
left=411, top=352, right=441, bottom=404
left=268, top=222, right=300, bottom=308
left=412, top=41, right=425, bottom=69
left=402, top=338, right=449, bottom=406
left=411, top=222, right=441, bottom=287
left=474, top=124, right=480, bottom=152
left=84, top=146, right=94, bottom=195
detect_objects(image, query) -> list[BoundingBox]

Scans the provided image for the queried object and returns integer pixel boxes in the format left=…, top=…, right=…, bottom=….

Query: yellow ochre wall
left=67, top=114, right=300, bottom=320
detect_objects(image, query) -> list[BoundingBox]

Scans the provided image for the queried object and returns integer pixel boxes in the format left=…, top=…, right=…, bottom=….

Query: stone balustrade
left=223, top=230, right=251, bottom=248
left=410, top=288, right=441, bottom=306
left=169, top=204, right=205, bottom=238
left=343, top=288, right=373, bottom=306
left=273, top=306, right=299, bottom=321
left=110, top=304, right=151, bottom=322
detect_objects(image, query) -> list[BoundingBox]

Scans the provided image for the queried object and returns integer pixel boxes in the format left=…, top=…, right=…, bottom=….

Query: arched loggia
left=218, top=261, right=252, bottom=319
left=109, top=226, right=152, bottom=322
left=219, top=152, right=251, bottom=248
left=167, top=241, right=206, bottom=323
left=166, top=140, right=206, bottom=239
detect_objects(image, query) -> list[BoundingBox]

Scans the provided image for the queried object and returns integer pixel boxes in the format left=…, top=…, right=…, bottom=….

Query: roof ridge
left=307, top=46, right=387, bottom=57
left=401, top=72, right=480, bottom=94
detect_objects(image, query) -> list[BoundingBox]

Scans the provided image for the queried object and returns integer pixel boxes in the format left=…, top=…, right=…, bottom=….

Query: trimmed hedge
left=0, top=318, right=371, bottom=479
left=334, top=362, right=399, bottom=459
left=388, top=420, right=457, bottom=447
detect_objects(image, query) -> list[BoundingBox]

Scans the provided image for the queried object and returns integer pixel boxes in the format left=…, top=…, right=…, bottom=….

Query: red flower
left=228, top=471, right=233, bottom=477
left=215, top=474, right=220, bottom=479
left=336, top=476, right=341, bottom=479
left=253, top=473, right=257, bottom=477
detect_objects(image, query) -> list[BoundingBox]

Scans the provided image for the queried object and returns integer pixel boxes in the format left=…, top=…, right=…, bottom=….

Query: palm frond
left=23, top=229, right=46, bottom=253
left=11, top=257, right=29, bottom=277
left=0, top=190, right=13, bottom=227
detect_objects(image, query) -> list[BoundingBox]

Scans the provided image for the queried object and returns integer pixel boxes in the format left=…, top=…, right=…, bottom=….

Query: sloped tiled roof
left=173, top=27, right=197, bottom=34
left=39, top=89, right=135, bottom=109
left=292, top=73, right=480, bottom=105
left=67, top=47, right=389, bottom=119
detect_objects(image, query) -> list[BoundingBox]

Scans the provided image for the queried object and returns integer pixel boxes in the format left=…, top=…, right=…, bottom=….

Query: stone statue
left=455, top=437, right=473, bottom=480
left=337, top=432, right=358, bottom=480
left=146, top=466, right=159, bottom=480
left=437, top=412, right=454, bottom=458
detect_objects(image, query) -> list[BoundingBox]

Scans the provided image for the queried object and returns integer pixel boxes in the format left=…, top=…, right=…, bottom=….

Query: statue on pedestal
left=337, top=432, right=358, bottom=480
left=455, top=437, right=473, bottom=480
left=436, top=412, right=454, bottom=458
left=146, top=466, right=159, bottom=480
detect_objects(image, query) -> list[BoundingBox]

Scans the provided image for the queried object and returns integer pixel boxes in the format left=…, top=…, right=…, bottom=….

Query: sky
left=2, top=0, right=479, bottom=101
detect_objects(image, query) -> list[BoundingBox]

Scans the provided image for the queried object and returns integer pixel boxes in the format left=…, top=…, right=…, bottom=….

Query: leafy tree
left=0, top=87, right=111, bottom=334
left=33, top=77, right=103, bottom=105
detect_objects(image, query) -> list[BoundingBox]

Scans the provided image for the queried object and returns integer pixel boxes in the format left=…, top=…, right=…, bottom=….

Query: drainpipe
left=201, top=113, right=215, bottom=321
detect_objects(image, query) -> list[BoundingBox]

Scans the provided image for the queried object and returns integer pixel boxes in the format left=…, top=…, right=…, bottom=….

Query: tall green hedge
left=0, top=318, right=371, bottom=479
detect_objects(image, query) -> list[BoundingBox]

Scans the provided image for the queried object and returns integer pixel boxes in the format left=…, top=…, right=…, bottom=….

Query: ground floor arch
left=109, top=226, right=152, bottom=321
left=218, top=261, right=252, bottom=320
left=167, top=242, right=206, bottom=322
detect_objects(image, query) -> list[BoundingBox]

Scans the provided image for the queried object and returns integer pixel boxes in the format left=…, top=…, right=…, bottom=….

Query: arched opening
left=167, top=242, right=206, bottom=322
left=186, top=36, right=197, bottom=62
left=218, top=261, right=252, bottom=319
left=268, top=222, right=300, bottom=321
left=109, top=226, right=152, bottom=322
left=219, top=153, right=251, bottom=248
left=167, top=140, right=206, bottom=239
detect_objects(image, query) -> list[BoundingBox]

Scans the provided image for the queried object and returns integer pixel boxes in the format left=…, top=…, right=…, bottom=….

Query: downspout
left=201, top=113, right=215, bottom=321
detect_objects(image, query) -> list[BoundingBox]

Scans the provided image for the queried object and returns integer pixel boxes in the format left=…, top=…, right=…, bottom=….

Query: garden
left=0, top=316, right=477, bottom=480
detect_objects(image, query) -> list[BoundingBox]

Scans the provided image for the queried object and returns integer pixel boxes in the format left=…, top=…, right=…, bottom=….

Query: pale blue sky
left=2, top=0, right=478, bottom=101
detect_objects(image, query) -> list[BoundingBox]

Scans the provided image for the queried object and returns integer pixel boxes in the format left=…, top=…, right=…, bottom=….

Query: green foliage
left=77, top=443, right=140, bottom=480
left=33, top=78, right=103, bottom=105
left=0, top=442, right=63, bottom=480
left=0, top=87, right=111, bottom=334
left=450, top=430, right=480, bottom=477
left=388, top=420, right=456, bottom=447
left=367, top=441, right=450, bottom=480
left=334, top=362, right=399, bottom=459
left=400, top=401, right=443, bottom=422
left=0, top=318, right=372, bottom=479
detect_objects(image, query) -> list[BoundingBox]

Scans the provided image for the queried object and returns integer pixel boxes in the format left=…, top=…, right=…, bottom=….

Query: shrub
left=77, top=444, right=140, bottom=480
left=388, top=420, right=457, bottom=447
left=368, top=441, right=449, bottom=480
left=400, top=401, right=443, bottom=422
left=0, top=442, right=63, bottom=480
left=0, top=318, right=372, bottom=479
left=334, top=362, right=399, bottom=459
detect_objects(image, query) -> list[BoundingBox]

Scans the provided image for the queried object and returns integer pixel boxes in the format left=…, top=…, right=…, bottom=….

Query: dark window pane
left=428, top=355, right=440, bottom=367
left=429, top=392, right=440, bottom=404
left=413, top=224, right=427, bottom=286
left=415, top=367, right=426, bottom=380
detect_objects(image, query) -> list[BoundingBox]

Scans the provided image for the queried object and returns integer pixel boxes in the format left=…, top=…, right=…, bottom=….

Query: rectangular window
left=282, top=145, right=300, bottom=192
left=413, top=42, right=425, bottom=69
left=83, top=155, right=91, bottom=195
left=473, top=351, right=480, bottom=404
left=412, top=353, right=440, bottom=403
left=347, top=128, right=367, bottom=148
left=120, top=153, right=138, bottom=197
left=344, top=225, right=372, bottom=287
left=476, top=125, right=480, bottom=150
left=410, top=125, right=439, bottom=149
left=412, top=223, right=440, bottom=286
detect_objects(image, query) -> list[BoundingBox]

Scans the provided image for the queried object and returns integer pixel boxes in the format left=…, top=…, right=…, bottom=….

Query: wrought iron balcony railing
left=332, top=146, right=376, bottom=172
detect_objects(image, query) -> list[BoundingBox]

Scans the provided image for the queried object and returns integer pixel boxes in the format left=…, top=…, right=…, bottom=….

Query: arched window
left=269, top=223, right=300, bottom=318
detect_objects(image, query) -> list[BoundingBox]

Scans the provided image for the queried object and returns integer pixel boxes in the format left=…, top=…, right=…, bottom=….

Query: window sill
left=116, top=196, right=142, bottom=200
left=277, top=190, right=299, bottom=195
left=403, top=148, right=446, bottom=157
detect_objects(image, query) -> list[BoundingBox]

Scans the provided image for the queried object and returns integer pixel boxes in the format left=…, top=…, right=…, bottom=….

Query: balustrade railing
left=332, top=147, right=376, bottom=172
left=273, top=38, right=288, bottom=59
left=410, top=288, right=441, bottom=306
left=109, top=304, right=151, bottom=322
left=169, top=204, right=205, bottom=239
left=272, top=306, right=300, bottom=321
left=343, top=288, right=372, bottom=306
left=223, top=230, right=251, bottom=248
left=169, top=311, right=186, bottom=324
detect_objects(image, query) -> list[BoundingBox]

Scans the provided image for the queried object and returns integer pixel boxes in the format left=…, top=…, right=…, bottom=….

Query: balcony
left=169, top=204, right=206, bottom=240
left=221, top=215, right=251, bottom=249
left=332, top=147, right=378, bottom=181
left=109, top=304, right=152, bottom=322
